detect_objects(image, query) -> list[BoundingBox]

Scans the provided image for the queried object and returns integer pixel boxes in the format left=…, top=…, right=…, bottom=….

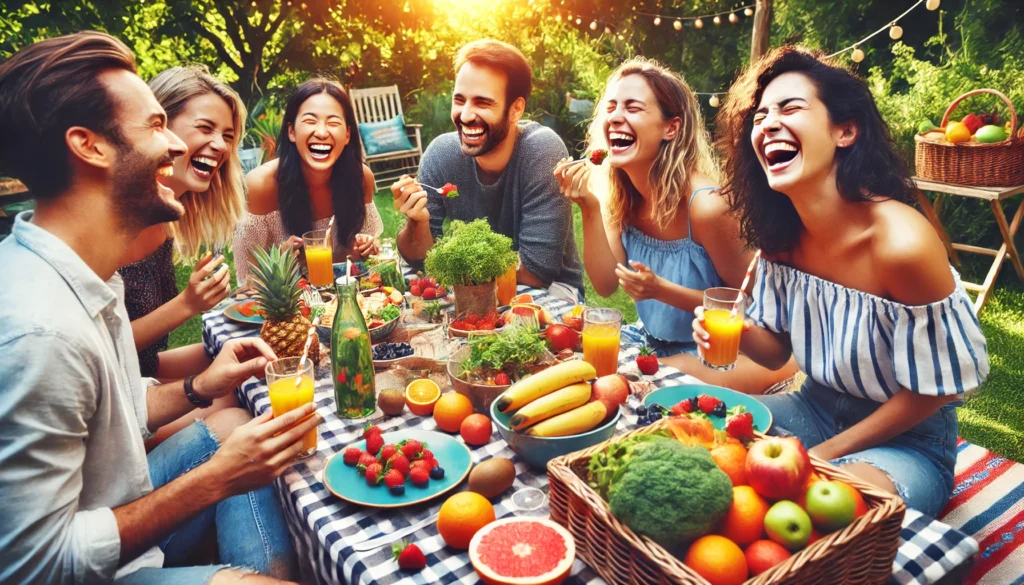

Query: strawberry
left=423, top=277, right=437, bottom=289
left=366, top=433, right=384, bottom=457
left=297, top=277, right=309, bottom=289
left=435, top=286, right=447, bottom=297
left=494, top=372, right=511, bottom=386
left=383, top=469, right=405, bottom=489
left=725, top=406, right=754, bottom=441
left=343, top=447, right=364, bottom=466
left=422, top=287, right=437, bottom=300
left=588, top=149, right=608, bottom=165
left=410, top=284, right=422, bottom=297
left=670, top=397, right=696, bottom=416
left=697, top=394, right=723, bottom=416
left=379, top=444, right=399, bottom=464
left=441, top=183, right=459, bottom=198
left=388, top=453, right=411, bottom=476
left=419, top=448, right=434, bottom=462
left=409, top=466, right=430, bottom=486
left=363, top=423, right=382, bottom=439
left=357, top=452, right=378, bottom=470
left=238, top=300, right=257, bottom=317
left=401, top=439, right=423, bottom=459
left=636, top=346, right=659, bottom=375
left=300, top=306, right=311, bottom=318
left=410, top=459, right=432, bottom=472
left=365, top=463, right=383, bottom=485
left=393, top=540, right=427, bottom=571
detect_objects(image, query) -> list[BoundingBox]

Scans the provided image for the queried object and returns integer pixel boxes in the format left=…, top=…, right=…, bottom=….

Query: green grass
left=170, top=190, right=1024, bottom=462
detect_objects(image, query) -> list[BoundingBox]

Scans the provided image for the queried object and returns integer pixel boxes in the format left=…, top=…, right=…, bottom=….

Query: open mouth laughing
left=190, top=155, right=217, bottom=179
left=156, top=163, right=176, bottom=197
left=607, top=131, right=636, bottom=154
left=308, top=143, right=333, bottom=161
left=460, top=124, right=486, bottom=145
left=762, top=140, right=800, bottom=172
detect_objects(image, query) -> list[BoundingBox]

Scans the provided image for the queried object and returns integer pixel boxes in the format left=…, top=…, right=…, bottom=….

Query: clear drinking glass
left=699, top=287, right=745, bottom=371
left=582, top=308, right=622, bottom=377
left=265, top=357, right=318, bottom=458
left=302, top=229, right=334, bottom=289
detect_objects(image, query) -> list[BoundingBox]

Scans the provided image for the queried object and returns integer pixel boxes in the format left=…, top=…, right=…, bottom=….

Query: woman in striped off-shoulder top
left=697, top=47, right=989, bottom=516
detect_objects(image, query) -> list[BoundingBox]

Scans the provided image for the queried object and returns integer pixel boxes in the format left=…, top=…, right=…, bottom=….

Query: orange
left=406, top=379, right=441, bottom=416
left=460, top=413, right=493, bottom=446
left=945, top=121, right=971, bottom=144
left=711, top=443, right=748, bottom=486
left=745, top=539, right=791, bottom=576
left=833, top=480, right=869, bottom=518
left=683, top=535, right=748, bottom=585
left=437, top=491, right=496, bottom=549
left=719, top=486, right=770, bottom=548
left=511, top=293, right=534, bottom=304
left=434, top=392, right=475, bottom=433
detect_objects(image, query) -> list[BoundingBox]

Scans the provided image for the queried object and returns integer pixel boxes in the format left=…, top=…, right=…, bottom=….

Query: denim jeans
left=756, top=378, right=958, bottom=517
left=621, top=320, right=698, bottom=358
left=114, top=420, right=297, bottom=584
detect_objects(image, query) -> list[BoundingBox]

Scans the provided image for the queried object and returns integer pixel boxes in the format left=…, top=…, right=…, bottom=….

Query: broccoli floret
left=608, top=441, right=733, bottom=552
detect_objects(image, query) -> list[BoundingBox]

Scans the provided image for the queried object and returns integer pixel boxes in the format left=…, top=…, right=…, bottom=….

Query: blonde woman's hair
left=586, top=57, right=720, bottom=230
left=148, top=65, right=247, bottom=261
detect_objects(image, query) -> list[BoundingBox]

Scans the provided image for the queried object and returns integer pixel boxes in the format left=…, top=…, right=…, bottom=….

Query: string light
left=744, top=7, right=754, bottom=17
left=633, top=4, right=755, bottom=29
left=653, top=16, right=661, bottom=25
left=694, top=18, right=703, bottom=28
left=575, top=17, right=581, bottom=24
left=589, top=20, right=598, bottom=30
left=851, top=47, right=865, bottom=62
left=926, top=0, right=940, bottom=9
left=604, top=25, right=612, bottom=34
left=673, top=19, right=682, bottom=30
left=889, top=24, right=903, bottom=40
left=827, top=0, right=929, bottom=61
left=709, top=95, right=721, bottom=108
left=729, top=12, right=739, bottom=24
left=555, top=13, right=561, bottom=22
left=713, top=15, right=722, bottom=25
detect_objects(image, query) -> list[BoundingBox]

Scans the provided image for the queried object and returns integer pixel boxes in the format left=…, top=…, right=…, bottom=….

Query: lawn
left=172, top=191, right=1024, bottom=462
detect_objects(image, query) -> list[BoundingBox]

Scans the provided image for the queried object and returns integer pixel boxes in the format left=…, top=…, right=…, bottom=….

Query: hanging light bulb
left=744, top=7, right=754, bottom=17
left=589, top=20, right=598, bottom=30
left=889, top=24, right=903, bottom=40
left=926, top=0, right=940, bottom=9
left=604, top=26, right=612, bottom=34
left=555, top=13, right=561, bottom=22
left=709, top=95, right=721, bottom=108
left=729, top=12, right=739, bottom=23
left=851, top=47, right=865, bottom=63
left=617, top=34, right=624, bottom=40
left=653, top=16, right=661, bottom=26
left=575, top=17, right=582, bottom=24
left=694, top=18, right=703, bottom=29
left=673, top=19, right=682, bottom=30
left=713, top=15, right=722, bottom=25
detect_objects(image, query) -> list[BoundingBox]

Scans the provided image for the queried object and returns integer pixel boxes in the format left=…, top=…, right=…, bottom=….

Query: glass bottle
left=331, top=277, right=376, bottom=418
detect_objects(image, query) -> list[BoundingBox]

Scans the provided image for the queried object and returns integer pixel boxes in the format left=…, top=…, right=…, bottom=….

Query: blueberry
left=635, top=405, right=648, bottom=417
left=389, top=484, right=406, bottom=496
left=429, top=467, right=445, bottom=480
left=649, top=411, right=662, bottom=422
left=712, top=402, right=727, bottom=417
left=637, top=416, right=650, bottom=426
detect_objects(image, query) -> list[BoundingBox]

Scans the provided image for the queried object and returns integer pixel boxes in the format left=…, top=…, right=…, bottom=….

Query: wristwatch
left=184, top=375, right=213, bottom=408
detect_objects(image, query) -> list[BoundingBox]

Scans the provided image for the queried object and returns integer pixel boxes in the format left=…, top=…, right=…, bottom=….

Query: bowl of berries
left=406, top=274, right=453, bottom=306
left=448, top=308, right=504, bottom=338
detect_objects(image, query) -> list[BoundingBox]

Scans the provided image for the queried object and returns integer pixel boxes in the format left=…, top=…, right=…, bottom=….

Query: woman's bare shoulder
left=245, top=159, right=280, bottom=215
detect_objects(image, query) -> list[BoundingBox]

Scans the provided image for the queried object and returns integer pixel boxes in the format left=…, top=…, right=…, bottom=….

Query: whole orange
left=460, top=413, right=493, bottom=446
left=745, top=539, right=791, bottom=576
left=720, top=486, right=770, bottom=548
left=683, top=535, right=748, bottom=585
left=434, top=392, right=475, bottom=433
left=437, top=491, right=496, bottom=549
left=833, top=480, right=869, bottom=518
left=711, top=443, right=749, bottom=486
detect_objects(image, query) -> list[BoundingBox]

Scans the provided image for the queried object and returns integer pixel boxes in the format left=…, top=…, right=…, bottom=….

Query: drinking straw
left=731, top=249, right=762, bottom=318
left=323, top=216, right=335, bottom=246
left=295, top=315, right=322, bottom=387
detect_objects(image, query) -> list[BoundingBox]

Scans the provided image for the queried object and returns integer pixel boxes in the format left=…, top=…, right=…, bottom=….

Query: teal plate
left=643, top=384, right=772, bottom=434
left=323, top=429, right=472, bottom=509
left=223, top=301, right=263, bottom=326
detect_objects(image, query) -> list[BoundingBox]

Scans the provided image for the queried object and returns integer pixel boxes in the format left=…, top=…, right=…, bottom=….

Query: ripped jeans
left=756, top=378, right=958, bottom=517
left=115, top=420, right=297, bottom=584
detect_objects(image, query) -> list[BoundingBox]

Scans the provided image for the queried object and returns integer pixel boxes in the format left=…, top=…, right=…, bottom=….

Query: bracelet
left=184, top=375, right=213, bottom=408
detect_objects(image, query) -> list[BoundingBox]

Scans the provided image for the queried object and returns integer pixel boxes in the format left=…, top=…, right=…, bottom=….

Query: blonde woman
left=120, top=66, right=245, bottom=430
left=554, top=57, right=797, bottom=393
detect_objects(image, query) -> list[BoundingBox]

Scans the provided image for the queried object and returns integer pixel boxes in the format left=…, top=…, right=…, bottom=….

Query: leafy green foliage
left=460, top=325, right=548, bottom=374
left=424, top=219, right=518, bottom=287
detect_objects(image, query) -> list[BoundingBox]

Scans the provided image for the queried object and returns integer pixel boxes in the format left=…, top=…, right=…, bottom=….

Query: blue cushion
left=358, top=114, right=415, bottom=156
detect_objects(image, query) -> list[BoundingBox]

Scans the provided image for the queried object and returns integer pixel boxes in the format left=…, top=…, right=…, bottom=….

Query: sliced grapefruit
left=469, top=517, right=575, bottom=585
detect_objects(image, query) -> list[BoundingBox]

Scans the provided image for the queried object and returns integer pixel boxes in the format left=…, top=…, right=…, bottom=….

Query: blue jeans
left=115, top=420, right=297, bottom=584
left=756, top=379, right=958, bottom=517
left=621, top=320, right=698, bottom=358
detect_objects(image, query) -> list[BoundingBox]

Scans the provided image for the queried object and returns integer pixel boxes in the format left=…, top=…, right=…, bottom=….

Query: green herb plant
left=460, top=325, right=547, bottom=377
left=424, top=219, right=518, bottom=287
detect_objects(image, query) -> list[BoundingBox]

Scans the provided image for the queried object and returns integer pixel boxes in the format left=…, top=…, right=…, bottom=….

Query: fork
left=301, top=286, right=325, bottom=309
left=416, top=182, right=445, bottom=194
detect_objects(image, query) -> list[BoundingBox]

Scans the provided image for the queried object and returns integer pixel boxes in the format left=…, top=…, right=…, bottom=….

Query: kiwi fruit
left=377, top=388, right=406, bottom=416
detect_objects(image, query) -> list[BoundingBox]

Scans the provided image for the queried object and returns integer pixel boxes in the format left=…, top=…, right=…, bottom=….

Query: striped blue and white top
left=749, top=259, right=989, bottom=402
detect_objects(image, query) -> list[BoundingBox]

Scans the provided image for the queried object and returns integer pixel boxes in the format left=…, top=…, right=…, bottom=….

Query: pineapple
left=248, top=245, right=320, bottom=365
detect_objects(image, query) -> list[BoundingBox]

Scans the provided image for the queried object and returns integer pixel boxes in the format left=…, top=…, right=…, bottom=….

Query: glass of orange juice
left=496, top=259, right=519, bottom=306
left=266, top=357, right=318, bottom=458
left=700, top=287, right=745, bottom=371
left=582, top=308, right=622, bottom=377
left=303, top=229, right=334, bottom=289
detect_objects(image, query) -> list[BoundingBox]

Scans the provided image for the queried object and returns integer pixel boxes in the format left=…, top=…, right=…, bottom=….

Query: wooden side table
left=912, top=177, right=1024, bottom=312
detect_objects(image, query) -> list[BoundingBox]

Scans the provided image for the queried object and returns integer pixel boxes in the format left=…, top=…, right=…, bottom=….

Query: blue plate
left=643, top=384, right=772, bottom=433
left=223, top=301, right=263, bottom=326
left=323, top=429, right=472, bottom=508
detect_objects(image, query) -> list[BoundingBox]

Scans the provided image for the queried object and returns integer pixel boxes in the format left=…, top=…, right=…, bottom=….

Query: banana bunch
left=497, top=360, right=607, bottom=437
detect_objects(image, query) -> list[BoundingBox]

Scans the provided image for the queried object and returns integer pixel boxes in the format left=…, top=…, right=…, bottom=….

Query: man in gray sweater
left=392, top=39, right=584, bottom=301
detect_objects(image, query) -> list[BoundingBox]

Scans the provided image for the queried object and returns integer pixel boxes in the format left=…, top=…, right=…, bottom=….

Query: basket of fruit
left=547, top=416, right=906, bottom=585
left=914, top=88, right=1024, bottom=187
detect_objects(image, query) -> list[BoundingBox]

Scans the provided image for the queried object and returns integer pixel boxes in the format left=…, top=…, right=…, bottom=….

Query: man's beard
left=112, top=144, right=182, bottom=231
left=456, top=108, right=512, bottom=157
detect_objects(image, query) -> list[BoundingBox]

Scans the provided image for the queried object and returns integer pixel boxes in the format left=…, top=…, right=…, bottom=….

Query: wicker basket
left=547, top=422, right=906, bottom=585
left=915, top=88, right=1024, bottom=187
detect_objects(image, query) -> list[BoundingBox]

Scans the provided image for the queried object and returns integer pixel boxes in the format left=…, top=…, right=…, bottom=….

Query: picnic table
left=202, top=286, right=976, bottom=585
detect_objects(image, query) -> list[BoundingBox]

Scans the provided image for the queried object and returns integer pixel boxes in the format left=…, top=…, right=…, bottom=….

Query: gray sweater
left=419, top=121, right=585, bottom=295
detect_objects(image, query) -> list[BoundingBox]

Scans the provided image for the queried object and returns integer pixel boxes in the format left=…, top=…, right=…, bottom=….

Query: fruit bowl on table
left=642, top=384, right=772, bottom=433
left=446, top=345, right=558, bottom=414
left=491, top=397, right=621, bottom=469
left=371, top=341, right=415, bottom=368
left=448, top=307, right=508, bottom=339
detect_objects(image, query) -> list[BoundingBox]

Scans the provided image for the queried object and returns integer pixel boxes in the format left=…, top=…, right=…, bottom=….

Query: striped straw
left=295, top=314, right=322, bottom=387
left=323, top=216, right=335, bottom=246
left=731, top=249, right=762, bottom=318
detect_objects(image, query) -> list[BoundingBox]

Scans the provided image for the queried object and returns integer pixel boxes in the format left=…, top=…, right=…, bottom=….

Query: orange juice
left=496, top=263, right=518, bottom=306
left=305, top=244, right=334, bottom=288
left=268, top=375, right=318, bottom=456
left=702, top=309, right=743, bottom=370
left=583, top=324, right=621, bottom=377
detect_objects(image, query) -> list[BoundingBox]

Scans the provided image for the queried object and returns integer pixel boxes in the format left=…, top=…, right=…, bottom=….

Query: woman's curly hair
left=715, top=46, right=913, bottom=254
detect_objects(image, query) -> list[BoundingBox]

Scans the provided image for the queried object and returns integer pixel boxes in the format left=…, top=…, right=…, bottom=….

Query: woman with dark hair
left=235, top=78, right=382, bottom=285
left=696, top=47, right=989, bottom=516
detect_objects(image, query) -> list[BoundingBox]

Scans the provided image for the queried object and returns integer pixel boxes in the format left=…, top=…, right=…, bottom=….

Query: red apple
left=745, top=540, right=791, bottom=576
left=591, top=374, right=630, bottom=411
left=745, top=437, right=811, bottom=501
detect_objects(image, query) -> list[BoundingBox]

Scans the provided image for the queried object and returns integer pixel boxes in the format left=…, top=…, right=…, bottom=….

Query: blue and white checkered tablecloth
left=203, top=286, right=976, bottom=585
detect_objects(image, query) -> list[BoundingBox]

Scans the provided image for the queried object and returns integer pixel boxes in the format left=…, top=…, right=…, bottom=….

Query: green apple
left=917, top=120, right=937, bottom=133
left=805, top=481, right=856, bottom=532
left=764, top=500, right=812, bottom=551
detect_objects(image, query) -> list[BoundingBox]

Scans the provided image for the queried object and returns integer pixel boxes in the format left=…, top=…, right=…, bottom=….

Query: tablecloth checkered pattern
left=203, top=286, right=976, bottom=585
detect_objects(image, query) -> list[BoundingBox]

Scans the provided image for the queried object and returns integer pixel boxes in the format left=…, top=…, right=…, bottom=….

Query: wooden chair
left=349, top=85, right=423, bottom=191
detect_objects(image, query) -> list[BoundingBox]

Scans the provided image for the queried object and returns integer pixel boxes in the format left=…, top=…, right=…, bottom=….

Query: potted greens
left=424, top=219, right=518, bottom=316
